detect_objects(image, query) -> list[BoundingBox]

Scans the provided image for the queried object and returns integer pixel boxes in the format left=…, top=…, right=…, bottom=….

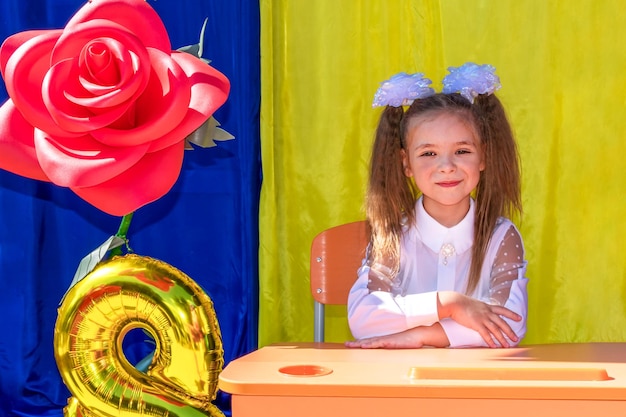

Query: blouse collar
left=413, top=196, right=475, bottom=255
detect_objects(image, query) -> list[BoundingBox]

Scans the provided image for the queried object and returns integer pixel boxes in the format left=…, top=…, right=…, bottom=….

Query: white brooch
left=440, top=243, right=455, bottom=266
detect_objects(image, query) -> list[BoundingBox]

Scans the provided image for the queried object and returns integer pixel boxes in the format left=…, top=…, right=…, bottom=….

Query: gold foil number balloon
left=54, top=254, right=224, bottom=417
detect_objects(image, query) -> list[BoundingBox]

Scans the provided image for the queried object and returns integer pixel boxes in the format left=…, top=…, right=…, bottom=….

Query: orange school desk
left=218, top=342, right=626, bottom=417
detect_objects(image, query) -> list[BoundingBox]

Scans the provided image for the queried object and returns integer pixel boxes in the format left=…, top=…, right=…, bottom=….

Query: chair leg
left=314, top=301, right=325, bottom=342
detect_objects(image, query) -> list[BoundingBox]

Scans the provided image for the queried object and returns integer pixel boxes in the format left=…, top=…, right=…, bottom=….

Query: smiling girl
left=346, top=64, right=528, bottom=349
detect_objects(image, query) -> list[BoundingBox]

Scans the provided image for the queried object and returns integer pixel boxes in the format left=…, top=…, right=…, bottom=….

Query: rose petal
left=2, top=30, right=81, bottom=138
left=42, top=59, right=135, bottom=133
left=90, top=48, right=191, bottom=147
left=1, top=30, right=52, bottom=77
left=34, top=131, right=150, bottom=188
left=74, top=38, right=146, bottom=104
left=0, top=101, right=49, bottom=181
left=43, top=20, right=153, bottom=135
left=51, top=18, right=151, bottom=75
left=65, top=0, right=171, bottom=53
left=147, top=51, right=230, bottom=152
left=71, top=141, right=185, bottom=216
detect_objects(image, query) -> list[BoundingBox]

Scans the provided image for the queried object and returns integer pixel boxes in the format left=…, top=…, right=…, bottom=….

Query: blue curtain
left=0, top=1, right=260, bottom=416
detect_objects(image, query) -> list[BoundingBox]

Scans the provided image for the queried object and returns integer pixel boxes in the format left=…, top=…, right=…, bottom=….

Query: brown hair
left=366, top=93, right=521, bottom=294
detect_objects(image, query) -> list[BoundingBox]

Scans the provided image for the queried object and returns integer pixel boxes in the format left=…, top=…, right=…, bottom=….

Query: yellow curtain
left=259, top=0, right=626, bottom=346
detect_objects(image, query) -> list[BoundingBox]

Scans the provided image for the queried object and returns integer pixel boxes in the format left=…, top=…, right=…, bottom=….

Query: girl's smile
left=436, top=180, right=462, bottom=187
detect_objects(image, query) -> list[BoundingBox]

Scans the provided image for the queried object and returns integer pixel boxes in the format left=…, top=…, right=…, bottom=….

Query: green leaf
left=60, top=235, right=126, bottom=305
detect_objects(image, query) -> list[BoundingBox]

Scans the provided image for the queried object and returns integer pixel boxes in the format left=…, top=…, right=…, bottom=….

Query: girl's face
left=401, top=112, right=484, bottom=226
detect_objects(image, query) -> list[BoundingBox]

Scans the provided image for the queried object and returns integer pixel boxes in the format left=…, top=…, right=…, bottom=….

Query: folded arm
left=346, top=225, right=528, bottom=349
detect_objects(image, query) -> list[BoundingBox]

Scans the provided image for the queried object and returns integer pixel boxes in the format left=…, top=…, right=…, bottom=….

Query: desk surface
left=219, top=342, right=626, bottom=401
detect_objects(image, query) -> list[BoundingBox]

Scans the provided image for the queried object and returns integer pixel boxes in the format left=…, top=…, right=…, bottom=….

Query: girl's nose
left=438, top=154, right=456, bottom=172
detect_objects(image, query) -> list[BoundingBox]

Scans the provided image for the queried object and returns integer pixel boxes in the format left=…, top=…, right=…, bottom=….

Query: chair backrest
left=310, top=220, right=370, bottom=342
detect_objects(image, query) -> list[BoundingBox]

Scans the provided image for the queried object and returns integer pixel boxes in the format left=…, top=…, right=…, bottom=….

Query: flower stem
left=116, top=212, right=134, bottom=238
left=110, top=212, right=134, bottom=258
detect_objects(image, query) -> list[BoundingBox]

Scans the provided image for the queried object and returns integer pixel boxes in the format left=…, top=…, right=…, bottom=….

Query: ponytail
left=366, top=106, right=418, bottom=275
left=467, top=94, right=521, bottom=294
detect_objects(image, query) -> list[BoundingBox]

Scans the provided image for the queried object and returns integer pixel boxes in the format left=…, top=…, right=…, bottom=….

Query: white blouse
left=347, top=197, right=529, bottom=348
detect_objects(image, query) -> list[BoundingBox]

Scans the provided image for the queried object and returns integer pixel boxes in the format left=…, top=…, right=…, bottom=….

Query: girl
left=346, top=63, right=528, bottom=349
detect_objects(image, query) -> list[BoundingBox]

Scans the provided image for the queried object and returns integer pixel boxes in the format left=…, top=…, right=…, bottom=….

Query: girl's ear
left=478, top=145, right=486, bottom=171
left=400, top=149, right=413, bottom=177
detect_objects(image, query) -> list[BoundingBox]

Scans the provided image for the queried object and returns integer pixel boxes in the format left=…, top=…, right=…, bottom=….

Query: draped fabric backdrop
left=0, top=0, right=260, bottom=416
left=3, top=0, right=626, bottom=415
left=258, top=1, right=626, bottom=345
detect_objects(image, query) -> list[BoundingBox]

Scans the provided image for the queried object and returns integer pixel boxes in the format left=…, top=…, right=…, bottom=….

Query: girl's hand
left=437, top=291, right=522, bottom=348
left=345, top=324, right=449, bottom=349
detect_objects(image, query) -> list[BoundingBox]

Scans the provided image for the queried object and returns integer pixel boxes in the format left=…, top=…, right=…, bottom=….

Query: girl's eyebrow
left=414, top=143, right=434, bottom=149
left=455, top=140, right=478, bottom=147
left=413, top=140, right=477, bottom=150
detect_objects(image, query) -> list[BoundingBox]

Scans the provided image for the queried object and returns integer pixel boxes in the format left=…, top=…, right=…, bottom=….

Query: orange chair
left=310, top=221, right=370, bottom=342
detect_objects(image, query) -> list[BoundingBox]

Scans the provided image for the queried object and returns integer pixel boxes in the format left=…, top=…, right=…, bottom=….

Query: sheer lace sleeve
left=364, top=242, right=395, bottom=293
left=489, top=225, right=525, bottom=306
left=367, top=265, right=394, bottom=293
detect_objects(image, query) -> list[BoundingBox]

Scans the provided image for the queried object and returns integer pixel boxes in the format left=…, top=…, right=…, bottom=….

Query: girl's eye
left=456, top=149, right=471, bottom=155
left=419, top=151, right=435, bottom=157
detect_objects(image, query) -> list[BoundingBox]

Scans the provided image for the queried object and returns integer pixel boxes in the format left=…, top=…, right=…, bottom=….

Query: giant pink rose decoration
left=0, top=0, right=230, bottom=216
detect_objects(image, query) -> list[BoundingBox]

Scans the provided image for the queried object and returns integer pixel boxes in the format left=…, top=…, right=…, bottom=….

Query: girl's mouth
left=437, top=181, right=461, bottom=188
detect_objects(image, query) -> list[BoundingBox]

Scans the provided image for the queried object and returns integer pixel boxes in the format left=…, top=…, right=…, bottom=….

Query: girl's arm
left=347, top=262, right=441, bottom=339
left=345, top=291, right=523, bottom=349
left=345, top=322, right=449, bottom=349
left=346, top=267, right=524, bottom=346
left=437, top=290, right=524, bottom=348
left=439, top=225, right=528, bottom=348
left=347, top=224, right=528, bottom=349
